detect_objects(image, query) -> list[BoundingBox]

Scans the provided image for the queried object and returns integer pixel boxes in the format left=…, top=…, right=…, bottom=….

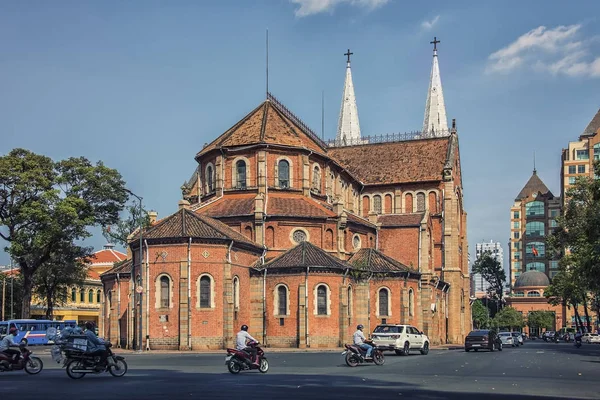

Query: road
left=2, top=341, right=599, bottom=399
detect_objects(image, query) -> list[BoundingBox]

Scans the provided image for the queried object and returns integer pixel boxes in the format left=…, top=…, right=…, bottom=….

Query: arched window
left=233, top=276, right=239, bottom=311
left=526, top=222, right=545, bottom=237
left=244, top=226, right=253, bottom=240
left=325, top=229, right=334, bottom=250
left=200, top=276, right=211, bottom=308
left=378, top=288, right=389, bottom=316
left=160, top=276, right=170, bottom=308
left=429, top=192, right=438, bottom=213
left=71, top=288, right=77, bottom=303
left=88, top=290, right=94, bottom=303
left=362, top=196, right=370, bottom=216
left=527, top=291, right=541, bottom=297
left=96, top=290, right=101, bottom=303
left=80, top=290, right=85, bottom=303
left=525, top=201, right=544, bottom=216
left=409, top=289, right=414, bottom=317
left=236, top=160, right=247, bottom=189
left=278, top=160, right=290, bottom=189
left=526, top=262, right=545, bottom=272
left=416, top=193, right=426, bottom=212
left=206, top=165, right=214, bottom=192
left=353, top=234, right=361, bottom=249
left=278, top=285, right=287, bottom=315
left=405, top=193, right=413, bottom=212
left=312, top=165, right=321, bottom=192
left=525, top=242, right=545, bottom=258
left=266, top=226, right=275, bottom=248
left=373, top=195, right=382, bottom=214
left=317, top=285, right=327, bottom=315
left=347, top=286, right=352, bottom=317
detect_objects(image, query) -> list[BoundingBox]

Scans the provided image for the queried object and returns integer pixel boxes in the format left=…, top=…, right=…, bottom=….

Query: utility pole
left=2, top=276, right=5, bottom=321
left=10, top=258, right=14, bottom=319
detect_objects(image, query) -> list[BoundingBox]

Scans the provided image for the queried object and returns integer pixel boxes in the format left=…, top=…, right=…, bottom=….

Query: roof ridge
left=259, top=101, right=269, bottom=141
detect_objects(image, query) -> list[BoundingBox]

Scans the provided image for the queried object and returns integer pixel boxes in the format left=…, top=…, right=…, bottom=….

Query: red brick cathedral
left=100, top=46, right=471, bottom=350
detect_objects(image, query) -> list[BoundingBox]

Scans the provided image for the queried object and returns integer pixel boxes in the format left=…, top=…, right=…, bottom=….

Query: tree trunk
left=573, top=305, right=583, bottom=332
left=21, top=272, right=33, bottom=319
left=45, top=290, right=54, bottom=320
left=582, top=295, right=591, bottom=332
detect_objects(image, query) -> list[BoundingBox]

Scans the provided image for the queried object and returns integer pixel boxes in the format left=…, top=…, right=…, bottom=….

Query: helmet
left=9, top=327, right=18, bottom=335
left=241, top=325, right=248, bottom=331
left=85, top=321, right=95, bottom=331
left=357, top=324, right=364, bottom=330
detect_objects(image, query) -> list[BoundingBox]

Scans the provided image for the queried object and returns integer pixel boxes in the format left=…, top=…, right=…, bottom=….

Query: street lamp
left=124, top=188, right=143, bottom=352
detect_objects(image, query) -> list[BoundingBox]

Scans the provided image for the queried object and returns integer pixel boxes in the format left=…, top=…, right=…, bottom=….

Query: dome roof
left=514, top=270, right=550, bottom=288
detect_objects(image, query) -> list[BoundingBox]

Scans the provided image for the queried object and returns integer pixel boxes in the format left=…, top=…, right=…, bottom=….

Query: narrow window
left=80, top=290, right=85, bottom=303
left=347, top=287, right=352, bottom=317
left=71, top=288, right=76, bottom=302
left=278, top=286, right=287, bottom=315
left=96, top=290, right=101, bottom=303
left=373, top=195, right=382, bottom=214
left=236, top=160, right=247, bottom=189
left=416, top=193, right=426, bottom=212
left=233, top=277, right=239, bottom=309
left=160, top=276, right=170, bottom=308
left=200, top=276, right=211, bottom=308
left=409, top=289, right=414, bottom=317
left=88, top=290, right=94, bottom=303
left=379, top=289, right=389, bottom=316
left=317, top=285, right=327, bottom=315
left=207, top=165, right=214, bottom=192
left=278, top=160, right=290, bottom=189
left=312, top=165, right=321, bottom=192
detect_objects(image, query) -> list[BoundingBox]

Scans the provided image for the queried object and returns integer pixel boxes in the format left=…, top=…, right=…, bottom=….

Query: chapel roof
left=378, top=213, right=425, bottom=227
left=267, top=194, right=335, bottom=219
left=258, top=241, right=350, bottom=271
left=515, top=170, right=553, bottom=201
left=328, top=136, right=450, bottom=185
left=101, top=259, right=132, bottom=278
left=88, top=244, right=127, bottom=265
left=514, top=270, right=550, bottom=288
left=348, top=248, right=417, bottom=275
left=197, top=193, right=256, bottom=217
left=197, top=93, right=327, bottom=158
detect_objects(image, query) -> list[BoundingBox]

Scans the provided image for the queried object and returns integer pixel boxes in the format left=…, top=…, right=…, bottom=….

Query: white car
left=371, top=324, right=430, bottom=355
left=498, top=332, right=516, bottom=347
left=583, top=333, right=600, bottom=344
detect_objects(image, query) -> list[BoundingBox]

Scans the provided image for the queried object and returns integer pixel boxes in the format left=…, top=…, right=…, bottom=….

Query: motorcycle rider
left=84, top=321, right=108, bottom=371
left=353, top=324, right=373, bottom=360
left=236, top=325, right=259, bottom=366
left=0, top=327, right=21, bottom=364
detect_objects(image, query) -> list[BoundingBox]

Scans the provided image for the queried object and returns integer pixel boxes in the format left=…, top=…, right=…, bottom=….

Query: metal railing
left=326, top=130, right=451, bottom=147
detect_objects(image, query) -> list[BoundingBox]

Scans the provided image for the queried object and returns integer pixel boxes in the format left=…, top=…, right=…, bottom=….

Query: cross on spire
left=344, top=49, right=353, bottom=64
left=430, top=37, right=440, bottom=53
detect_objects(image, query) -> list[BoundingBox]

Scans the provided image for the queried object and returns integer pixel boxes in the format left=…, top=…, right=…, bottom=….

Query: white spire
left=336, top=49, right=361, bottom=145
left=422, top=37, right=449, bottom=137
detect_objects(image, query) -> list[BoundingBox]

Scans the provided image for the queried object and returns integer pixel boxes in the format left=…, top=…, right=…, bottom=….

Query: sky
left=1, top=0, right=599, bottom=273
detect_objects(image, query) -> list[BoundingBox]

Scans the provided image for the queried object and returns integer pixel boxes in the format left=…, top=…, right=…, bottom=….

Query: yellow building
left=30, top=244, right=126, bottom=324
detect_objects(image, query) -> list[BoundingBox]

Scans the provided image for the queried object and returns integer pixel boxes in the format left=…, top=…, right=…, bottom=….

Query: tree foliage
left=493, top=306, right=524, bottom=330
left=471, top=299, right=490, bottom=329
left=0, top=149, right=128, bottom=318
left=472, top=250, right=506, bottom=302
left=102, top=203, right=151, bottom=248
left=526, top=311, right=555, bottom=330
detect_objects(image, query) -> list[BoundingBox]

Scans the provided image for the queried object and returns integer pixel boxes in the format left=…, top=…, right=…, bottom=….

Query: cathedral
left=100, top=42, right=471, bottom=350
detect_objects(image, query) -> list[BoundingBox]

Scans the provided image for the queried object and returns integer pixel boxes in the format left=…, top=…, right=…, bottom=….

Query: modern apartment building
left=561, top=108, right=600, bottom=204
left=471, top=240, right=503, bottom=298
left=509, top=170, right=560, bottom=289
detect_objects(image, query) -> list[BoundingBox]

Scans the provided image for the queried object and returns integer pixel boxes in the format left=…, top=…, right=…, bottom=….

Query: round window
left=292, top=230, right=307, bottom=243
left=353, top=235, right=361, bottom=249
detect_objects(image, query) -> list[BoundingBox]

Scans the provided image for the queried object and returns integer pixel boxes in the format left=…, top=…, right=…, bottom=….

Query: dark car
left=464, top=329, right=501, bottom=352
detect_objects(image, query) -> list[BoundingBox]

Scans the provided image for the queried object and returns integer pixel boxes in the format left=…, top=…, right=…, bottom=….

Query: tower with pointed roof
left=509, top=169, right=560, bottom=288
left=336, top=49, right=362, bottom=146
left=422, top=37, right=449, bottom=137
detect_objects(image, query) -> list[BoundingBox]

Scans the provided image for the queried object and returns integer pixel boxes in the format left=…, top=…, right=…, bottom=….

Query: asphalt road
left=2, top=341, right=599, bottom=399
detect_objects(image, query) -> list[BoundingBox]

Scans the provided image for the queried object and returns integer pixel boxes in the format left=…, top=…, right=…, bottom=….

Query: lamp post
left=124, top=188, right=143, bottom=352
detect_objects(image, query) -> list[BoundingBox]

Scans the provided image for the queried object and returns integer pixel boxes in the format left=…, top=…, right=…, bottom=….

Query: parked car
left=583, top=333, right=600, bottom=344
left=371, top=324, right=430, bottom=355
left=464, top=330, right=502, bottom=352
left=511, top=332, right=524, bottom=346
left=542, top=331, right=555, bottom=342
left=497, top=332, right=516, bottom=347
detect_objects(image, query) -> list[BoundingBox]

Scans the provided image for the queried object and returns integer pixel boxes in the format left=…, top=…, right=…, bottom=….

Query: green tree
left=472, top=250, right=507, bottom=303
left=472, top=299, right=490, bottom=329
left=493, top=306, right=524, bottom=331
left=526, top=311, right=555, bottom=331
left=32, top=243, right=90, bottom=319
left=101, top=203, right=151, bottom=248
left=0, top=149, right=127, bottom=318
left=0, top=271, right=23, bottom=319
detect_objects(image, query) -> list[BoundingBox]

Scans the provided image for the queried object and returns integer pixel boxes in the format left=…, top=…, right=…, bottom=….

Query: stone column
left=354, top=282, right=370, bottom=334
left=215, top=154, right=224, bottom=194
left=338, top=283, right=349, bottom=346
left=298, top=284, right=307, bottom=348
left=249, top=276, right=265, bottom=344
left=223, top=260, right=234, bottom=349
left=394, top=189, right=402, bottom=213
left=302, top=154, right=310, bottom=196
left=178, top=261, right=190, bottom=350
left=257, top=150, right=267, bottom=194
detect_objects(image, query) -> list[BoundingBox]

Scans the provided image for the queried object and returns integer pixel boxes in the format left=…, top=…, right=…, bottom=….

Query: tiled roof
left=260, top=241, right=350, bottom=271
left=378, top=213, right=424, bottom=227
left=197, top=194, right=255, bottom=217
left=101, top=259, right=132, bottom=277
left=328, top=137, right=450, bottom=185
left=582, top=108, right=600, bottom=136
left=87, top=269, right=101, bottom=280
left=197, top=98, right=327, bottom=157
left=267, top=195, right=335, bottom=218
left=346, top=212, right=377, bottom=228
left=515, top=170, right=553, bottom=200
left=348, top=248, right=417, bottom=274
left=89, top=247, right=126, bottom=264
left=132, top=208, right=260, bottom=249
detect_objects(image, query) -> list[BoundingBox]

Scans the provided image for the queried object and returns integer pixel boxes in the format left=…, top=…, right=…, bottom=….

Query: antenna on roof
left=321, top=90, right=325, bottom=140
left=266, top=28, right=269, bottom=98
left=533, top=151, right=536, bottom=174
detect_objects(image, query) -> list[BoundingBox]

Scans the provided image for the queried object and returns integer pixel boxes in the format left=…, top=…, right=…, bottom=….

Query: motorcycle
left=225, top=341, right=269, bottom=374
left=342, top=340, right=385, bottom=367
left=0, top=341, right=44, bottom=375
left=575, top=336, right=582, bottom=348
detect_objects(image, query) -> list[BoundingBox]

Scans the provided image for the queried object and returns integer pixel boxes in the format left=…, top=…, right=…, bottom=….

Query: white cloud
left=421, top=15, right=440, bottom=30
left=486, top=24, right=600, bottom=78
left=290, top=0, right=389, bottom=17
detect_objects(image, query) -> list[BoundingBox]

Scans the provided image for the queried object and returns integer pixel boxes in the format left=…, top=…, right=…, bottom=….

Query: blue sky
left=1, top=1, right=599, bottom=272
